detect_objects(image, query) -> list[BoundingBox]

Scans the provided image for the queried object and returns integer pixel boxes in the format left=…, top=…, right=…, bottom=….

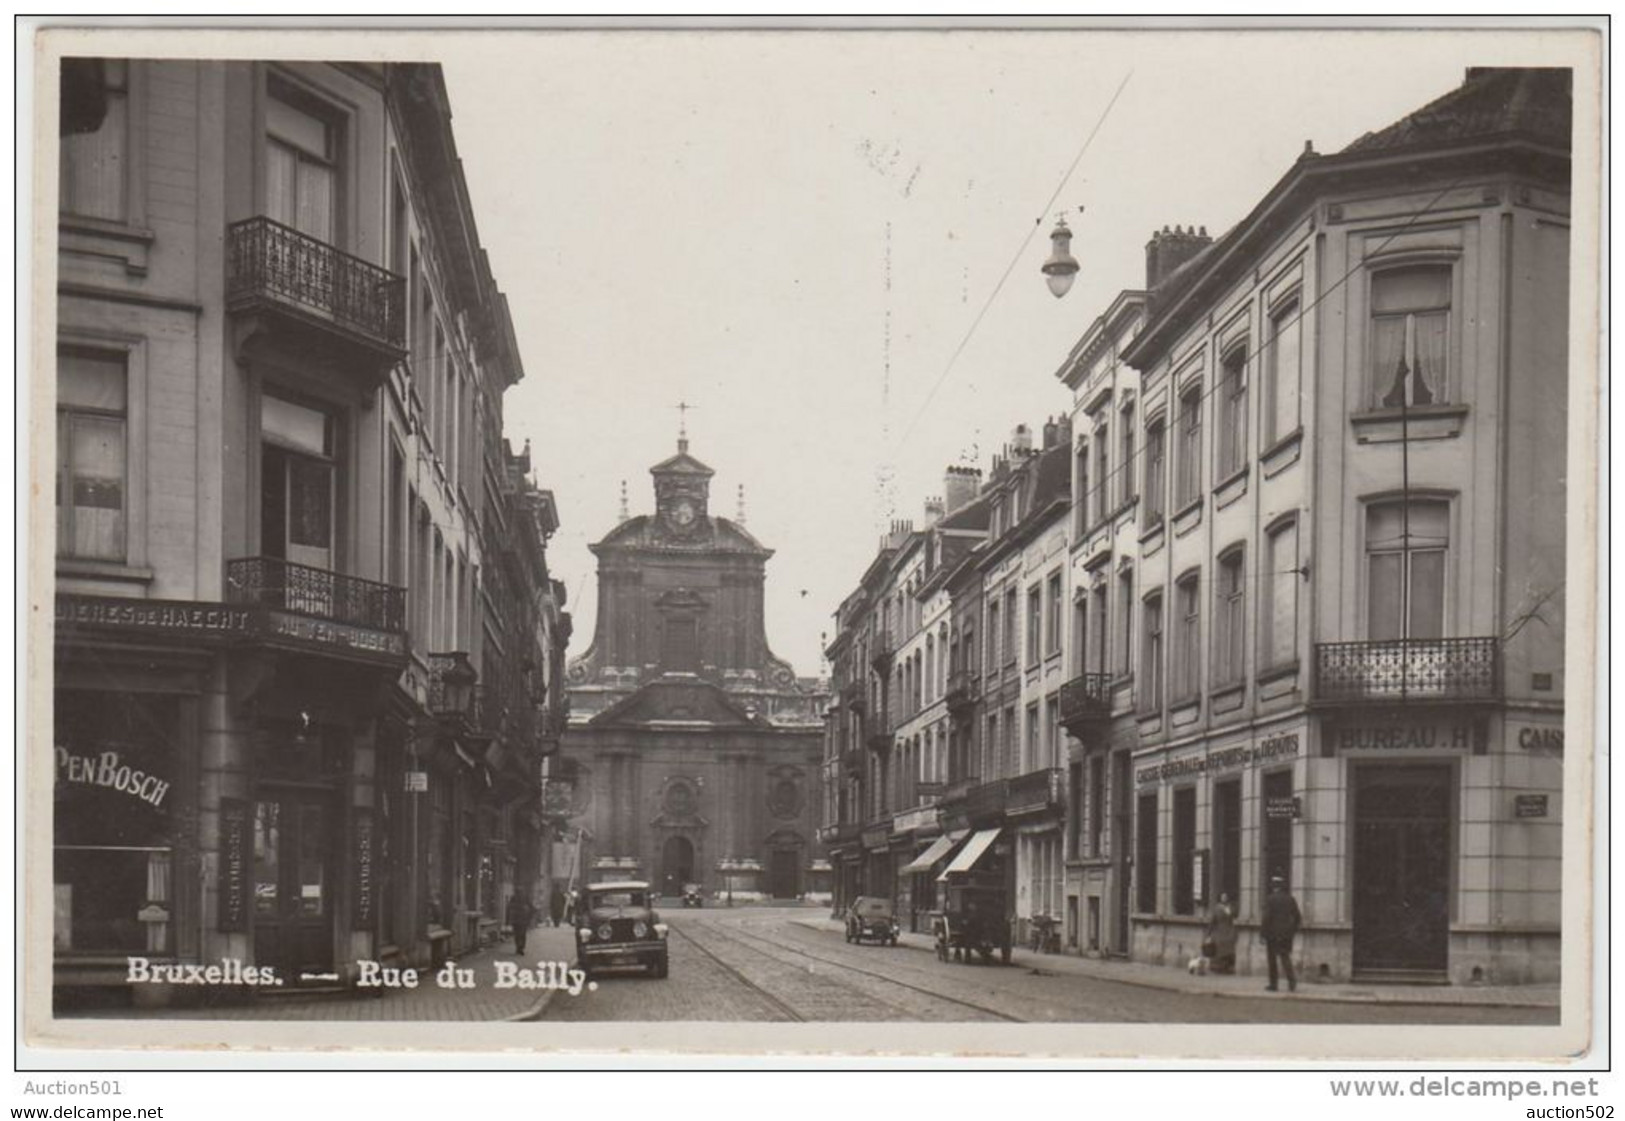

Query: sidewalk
left=86, top=925, right=579, bottom=1022
left=793, top=916, right=1559, bottom=1009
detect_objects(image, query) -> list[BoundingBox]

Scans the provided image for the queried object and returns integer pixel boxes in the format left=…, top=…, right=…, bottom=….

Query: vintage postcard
left=21, top=19, right=1604, bottom=1063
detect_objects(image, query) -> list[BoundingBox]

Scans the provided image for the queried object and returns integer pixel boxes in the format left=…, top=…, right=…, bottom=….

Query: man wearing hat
left=1260, top=874, right=1302, bottom=992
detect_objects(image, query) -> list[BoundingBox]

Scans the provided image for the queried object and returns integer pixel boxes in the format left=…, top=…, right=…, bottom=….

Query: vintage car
left=844, top=896, right=900, bottom=945
left=681, top=882, right=704, bottom=908
left=574, top=880, right=669, bottom=979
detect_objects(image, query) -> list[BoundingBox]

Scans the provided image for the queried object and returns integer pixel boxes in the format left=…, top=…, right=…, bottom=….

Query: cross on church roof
left=674, top=400, right=698, bottom=453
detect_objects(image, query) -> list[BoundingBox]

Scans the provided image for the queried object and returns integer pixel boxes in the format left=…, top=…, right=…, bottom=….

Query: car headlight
left=576, top=927, right=591, bottom=942
left=598, top=923, right=614, bottom=941
left=633, top=920, right=649, bottom=938
left=654, top=923, right=668, bottom=939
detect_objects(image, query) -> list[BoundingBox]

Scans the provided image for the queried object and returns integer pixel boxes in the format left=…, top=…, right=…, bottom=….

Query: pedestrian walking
left=549, top=884, right=567, bottom=928
left=1260, top=875, right=1301, bottom=992
left=506, top=893, right=536, bottom=955
left=1204, top=892, right=1238, bottom=975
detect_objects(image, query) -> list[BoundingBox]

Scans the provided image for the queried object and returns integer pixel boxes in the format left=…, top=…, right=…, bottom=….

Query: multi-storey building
left=1059, top=66, right=1569, bottom=984
left=51, top=59, right=566, bottom=1000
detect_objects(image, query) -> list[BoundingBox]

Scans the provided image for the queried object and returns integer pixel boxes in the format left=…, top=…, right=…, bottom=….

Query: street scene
left=36, top=26, right=1590, bottom=1055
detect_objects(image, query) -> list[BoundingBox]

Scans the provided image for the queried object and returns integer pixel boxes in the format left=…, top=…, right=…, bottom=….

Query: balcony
left=945, top=668, right=980, bottom=714
left=1058, top=672, right=1113, bottom=736
left=817, top=821, right=863, bottom=848
left=226, top=556, right=406, bottom=666
left=941, top=777, right=1009, bottom=827
left=870, top=628, right=896, bottom=672
left=226, top=216, right=406, bottom=382
left=1314, top=638, right=1501, bottom=705
left=866, top=727, right=894, bottom=753
left=842, top=682, right=868, bottom=716
left=1006, top=767, right=1065, bottom=819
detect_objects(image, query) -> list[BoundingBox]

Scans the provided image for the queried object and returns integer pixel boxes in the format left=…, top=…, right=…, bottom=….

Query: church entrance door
left=661, top=835, right=695, bottom=896
left=769, top=848, right=800, bottom=900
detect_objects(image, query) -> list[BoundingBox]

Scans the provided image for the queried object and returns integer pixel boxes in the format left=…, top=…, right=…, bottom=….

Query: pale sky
left=435, top=27, right=1570, bottom=676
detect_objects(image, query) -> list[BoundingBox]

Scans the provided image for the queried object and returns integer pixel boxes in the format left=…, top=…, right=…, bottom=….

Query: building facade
left=51, top=59, right=567, bottom=1001
left=1060, top=66, right=1569, bottom=984
left=560, top=437, right=827, bottom=900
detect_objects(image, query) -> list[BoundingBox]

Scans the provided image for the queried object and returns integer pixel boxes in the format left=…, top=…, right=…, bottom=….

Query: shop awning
left=938, top=828, right=1001, bottom=881
left=900, top=830, right=965, bottom=875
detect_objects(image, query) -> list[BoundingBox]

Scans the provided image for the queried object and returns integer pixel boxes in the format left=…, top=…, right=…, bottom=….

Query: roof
left=649, top=445, right=715, bottom=478
left=592, top=513, right=770, bottom=556
left=1342, top=67, right=1572, bottom=156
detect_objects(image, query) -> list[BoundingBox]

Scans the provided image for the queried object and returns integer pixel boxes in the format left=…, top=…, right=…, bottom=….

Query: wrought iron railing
left=1058, top=672, right=1112, bottom=729
left=870, top=627, right=895, bottom=670
left=1314, top=637, right=1500, bottom=703
left=226, top=556, right=405, bottom=631
left=1007, top=767, right=1065, bottom=816
left=945, top=777, right=1008, bottom=822
left=866, top=727, right=894, bottom=752
left=945, top=668, right=980, bottom=711
left=226, top=216, right=406, bottom=351
left=817, top=821, right=863, bottom=846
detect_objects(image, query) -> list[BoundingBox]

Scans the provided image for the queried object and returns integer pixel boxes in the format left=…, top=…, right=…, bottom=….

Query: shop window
left=60, top=59, right=129, bottom=221
left=1263, top=519, right=1299, bottom=669
left=57, top=346, right=128, bottom=561
left=1174, top=573, right=1201, bottom=702
left=1140, top=592, right=1164, bottom=710
left=53, top=692, right=176, bottom=955
left=1144, top=418, right=1166, bottom=525
left=1367, top=500, right=1449, bottom=641
left=1266, top=297, right=1302, bottom=443
left=1261, top=769, right=1294, bottom=892
left=1135, top=791, right=1159, bottom=913
left=1217, top=345, right=1248, bottom=478
left=1214, top=548, right=1245, bottom=686
left=1372, top=265, right=1451, bottom=408
left=1213, top=778, right=1242, bottom=910
left=265, top=82, right=338, bottom=243
left=1171, top=786, right=1196, bottom=915
left=1176, top=386, right=1203, bottom=508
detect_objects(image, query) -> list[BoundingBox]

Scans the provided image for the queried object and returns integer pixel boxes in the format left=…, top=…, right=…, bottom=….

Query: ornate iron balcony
left=870, top=627, right=895, bottom=671
left=943, top=777, right=1009, bottom=824
left=226, top=556, right=405, bottom=632
left=945, top=668, right=980, bottom=713
left=1058, top=672, right=1113, bottom=733
left=1007, top=767, right=1065, bottom=817
left=1314, top=637, right=1501, bottom=704
left=226, top=216, right=406, bottom=358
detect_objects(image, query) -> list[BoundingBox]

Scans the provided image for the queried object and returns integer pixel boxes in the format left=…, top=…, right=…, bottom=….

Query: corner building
left=1059, top=68, right=1569, bottom=984
left=561, top=438, right=827, bottom=900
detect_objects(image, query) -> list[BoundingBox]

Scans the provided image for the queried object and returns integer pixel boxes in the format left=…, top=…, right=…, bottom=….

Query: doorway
left=661, top=834, right=695, bottom=897
left=253, top=789, right=336, bottom=983
left=768, top=848, right=800, bottom=899
left=1353, top=764, right=1452, bottom=978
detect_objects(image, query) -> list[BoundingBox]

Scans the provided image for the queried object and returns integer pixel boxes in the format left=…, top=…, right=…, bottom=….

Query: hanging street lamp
left=1042, top=214, right=1080, bottom=298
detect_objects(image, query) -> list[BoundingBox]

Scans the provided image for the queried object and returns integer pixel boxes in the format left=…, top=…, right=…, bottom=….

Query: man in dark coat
left=507, top=893, right=536, bottom=955
left=1260, top=875, right=1301, bottom=992
left=549, top=885, right=567, bottom=927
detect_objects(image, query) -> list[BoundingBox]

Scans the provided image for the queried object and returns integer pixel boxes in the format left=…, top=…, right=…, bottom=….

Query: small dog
left=1187, top=955, right=1210, bottom=975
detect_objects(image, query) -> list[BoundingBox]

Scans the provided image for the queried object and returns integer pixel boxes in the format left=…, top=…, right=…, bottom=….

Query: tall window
left=60, top=59, right=129, bottom=221
left=1026, top=586, right=1042, bottom=665
left=1045, top=695, right=1060, bottom=767
left=1046, top=571, right=1063, bottom=656
left=1070, top=762, right=1085, bottom=857
left=387, top=443, right=405, bottom=586
left=1004, top=588, right=1017, bottom=664
left=1094, top=424, right=1110, bottom=522
left=1367, top=500, right=1449, bottom=640
left=984, top=712, right=998, bottom=780
left=1266, top=297, right=1302, bottom=443
left=1214, top=778, right=1242, bottom=909
left=1092, top=583, right=1109, bottom=677
left=1073, top=598, right=1088, bottom=673
left=1214, top=549, right=1245, bottom=686
left=1141, top=593, right=1164, bottom=709
left=1024, top=703, right=1039, bottom=771
left=260, top=393, right=336, bottom=571
left=1003, top=705, right=1017, bottom=777
left=57, top=347, right=128, bottom=561
left=1373, top=266, right=1451, bottom=407
left=986, top=601, right=1000, bottom=669
left=1135, top=791, right=1159, bottom=912
left=1119, top=404, right=1136, bottom=507
left=1174, top=573, right=1200, bottom=701
left=1217, top=346, right=1248, bottom=478
left=1263, top=520, right=1299, bottom=669
left=1116, top=572, right=1133, bottom=678
left=1172, top=786, right=1196, bottom=915
left=1144, top=418, right=1167, bottom=524
left=1075, top=441, right=1090, bottom=536
left=265, top=87, right=337, bottom=243
left=1176, top=387, right=1203, bottom=507
left=1088, top=754, right=1106, bottom=857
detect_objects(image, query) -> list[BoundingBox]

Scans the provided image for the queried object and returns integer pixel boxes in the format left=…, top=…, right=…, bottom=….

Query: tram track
left=693, top=916, right=1028, bottom=1023
left=664, top=922, right=809, bottom=1022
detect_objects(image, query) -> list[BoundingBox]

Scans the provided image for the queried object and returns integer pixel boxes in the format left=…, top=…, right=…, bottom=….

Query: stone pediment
left=589, top=676, right=760, bottom=728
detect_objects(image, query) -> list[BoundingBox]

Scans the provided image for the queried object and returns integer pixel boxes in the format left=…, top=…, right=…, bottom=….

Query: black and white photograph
left=22, top=19, right=1603, bottom=1069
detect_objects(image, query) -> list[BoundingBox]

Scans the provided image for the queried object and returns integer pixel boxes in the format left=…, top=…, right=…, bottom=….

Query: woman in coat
left=1204, top=892, right=1238, bottom=974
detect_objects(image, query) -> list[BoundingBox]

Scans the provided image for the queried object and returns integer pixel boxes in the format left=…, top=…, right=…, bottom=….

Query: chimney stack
left=1011, top=423, right=1034, bottom=456
left=1042, top=416, right=1059, bottom=449
left=1145, top=224, right=1213, bottom=289
left=922, top=496, right=945, bottom=528
left=943, top=465, right=983, bottom=513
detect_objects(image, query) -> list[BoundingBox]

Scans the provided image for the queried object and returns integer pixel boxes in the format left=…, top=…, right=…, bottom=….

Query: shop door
left=1353, top=765, right=1452, bottom=977
left=253, top=791, right=335, bottom=983
left=769, top=849, right=800, bottom=899
left=1112, top=751, right=1131, bottom=953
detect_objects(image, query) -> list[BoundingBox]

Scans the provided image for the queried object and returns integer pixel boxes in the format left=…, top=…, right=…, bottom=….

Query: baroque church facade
left=560, top=435, right=827, bottom=900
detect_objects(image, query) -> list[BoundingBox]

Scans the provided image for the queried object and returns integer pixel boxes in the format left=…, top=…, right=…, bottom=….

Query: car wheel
left=652, top=955, right=669, bottom=980
left=1000, top=944, right=1012, bottom=966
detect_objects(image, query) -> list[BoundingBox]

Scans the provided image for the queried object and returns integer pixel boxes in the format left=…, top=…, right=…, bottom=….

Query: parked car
left=682, top=882, right=704, bottom=908
left=575, top=880, right=669, bottom=979
left=844, top=896, right=900, bottom=946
